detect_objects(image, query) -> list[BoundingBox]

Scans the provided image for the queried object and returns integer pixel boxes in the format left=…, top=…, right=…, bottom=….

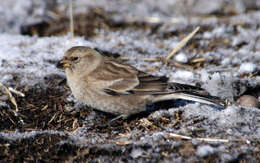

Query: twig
left=69, top=0, right=74, bottom=40
left=190, top=57, right=205, bottom=63
left=118, top=27, right=200, bottom=72
left=126, top=16, right=180, bottom=24
left=8, top=87, right=25, bottom=97
left=168, top=133, right=229, bottom=143
left=48, top=113, right=57, bottom=125
left=207, top=68, right=233, bottom=73
left=172, top=61, right=194, bottom=70
left=41, top=105, right=48, bottom=111
left=165, top=26, right=200, bottom=64
left=0, top=82, right=18, bottom=115
left=115, top=140, right=132, bottom=146
left=120, top=27, right=200, bottom=68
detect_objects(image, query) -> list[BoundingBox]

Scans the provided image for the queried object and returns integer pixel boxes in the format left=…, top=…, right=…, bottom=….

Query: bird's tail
left=152, top=91, right=226, bottom=107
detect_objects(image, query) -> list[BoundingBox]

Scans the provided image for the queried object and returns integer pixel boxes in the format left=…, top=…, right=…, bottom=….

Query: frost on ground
left=0, top=31, right=259, bottom=162
left=0, top=0, right=260, bottom=162
left=0, top=34, right=89, bottom=86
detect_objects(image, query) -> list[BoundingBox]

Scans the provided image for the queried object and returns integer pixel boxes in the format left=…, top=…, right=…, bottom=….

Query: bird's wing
left=87, top=59, right=170, bottom=95
left=88, top=59, right=225, bottom=106
left=130, top=71, right=169, bottom=94
left=88, top=59, right=209, bottom=96
left=87, top=60, right=140, bottom=94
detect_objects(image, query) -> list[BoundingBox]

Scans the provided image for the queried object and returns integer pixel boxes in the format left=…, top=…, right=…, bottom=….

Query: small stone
left=236, top=95, right=259, bottom=108
left=174, top=53, right=188, bottom=63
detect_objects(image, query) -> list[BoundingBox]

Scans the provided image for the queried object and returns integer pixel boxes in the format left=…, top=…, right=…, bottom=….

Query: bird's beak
left=56, top=59, right=71, bottom=69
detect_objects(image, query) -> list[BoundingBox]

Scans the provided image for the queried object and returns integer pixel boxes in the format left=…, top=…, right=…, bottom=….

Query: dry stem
left=168, top=133, right=230, bottom=143
left=165, top=26, right=200, bottom=64
left=0, top=82, right=19, bottom=115
left=69, top=0, right=74, bottom=39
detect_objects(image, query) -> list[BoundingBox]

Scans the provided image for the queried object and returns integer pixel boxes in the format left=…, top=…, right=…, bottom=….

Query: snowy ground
left=0, top=0, right=260, bottom=162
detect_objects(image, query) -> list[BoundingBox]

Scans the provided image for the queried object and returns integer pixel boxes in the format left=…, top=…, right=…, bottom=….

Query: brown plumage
left=58, top=46, right=225, bottom=118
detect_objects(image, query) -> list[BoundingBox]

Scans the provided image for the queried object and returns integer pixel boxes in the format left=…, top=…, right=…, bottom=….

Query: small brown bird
left=58, top=46, right=225, bottom=119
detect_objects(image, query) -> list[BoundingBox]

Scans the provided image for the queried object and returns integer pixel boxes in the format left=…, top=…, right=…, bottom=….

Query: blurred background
left=1, top=0, right=260, bottom=35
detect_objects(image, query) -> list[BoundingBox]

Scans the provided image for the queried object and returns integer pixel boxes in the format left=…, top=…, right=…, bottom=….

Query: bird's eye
left=71, top=57, right=79, bottom=61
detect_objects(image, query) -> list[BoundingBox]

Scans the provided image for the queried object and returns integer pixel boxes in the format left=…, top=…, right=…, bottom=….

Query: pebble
left=236, top=95, right=259, bottom=108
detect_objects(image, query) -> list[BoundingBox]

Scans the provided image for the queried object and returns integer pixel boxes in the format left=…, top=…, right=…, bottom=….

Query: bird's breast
left=66, top=71, right=87, bottom=102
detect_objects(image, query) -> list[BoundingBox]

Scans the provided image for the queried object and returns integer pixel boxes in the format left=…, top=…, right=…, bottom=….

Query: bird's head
left=57, top=46, right=103, bottom=75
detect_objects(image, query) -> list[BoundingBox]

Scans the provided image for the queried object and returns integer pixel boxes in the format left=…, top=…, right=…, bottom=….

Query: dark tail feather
left=152, top=91, right=226, bottom=107
left=146, top=98, right=225, bottom=112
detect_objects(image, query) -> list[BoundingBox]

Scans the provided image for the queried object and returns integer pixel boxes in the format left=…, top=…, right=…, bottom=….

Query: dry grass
left=69, top=0, right=74, bottom=40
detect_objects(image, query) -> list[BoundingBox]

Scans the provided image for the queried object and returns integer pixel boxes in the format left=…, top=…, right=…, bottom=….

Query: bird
left=58, top=46, right=226, bottom=120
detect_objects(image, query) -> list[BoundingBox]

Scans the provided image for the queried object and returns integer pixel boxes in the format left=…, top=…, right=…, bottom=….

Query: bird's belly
left=82, top=90, right=149, bottom=116
left=66, top=75, right=149, bottom=116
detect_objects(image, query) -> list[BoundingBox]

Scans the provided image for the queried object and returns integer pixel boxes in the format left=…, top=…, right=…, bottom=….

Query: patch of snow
left=171, top=70, right=194, bottom=81
left=238, top=62, right=256, bottom=74
left=200, top=71, right=235, bottom=99
left=179, top=104, right=260, bottom=139
left=203, top=25, right=228, bottom=39
left=130, top=148, right=144, bottom=159
left=0, top=130, right=87, bottom=143
left=196, top=145, right=215, bottom=157
left=0, top=34, right=90, bottom=86
left=174, top=53, right=188, bottom=63
left=221, top=58, right=231, bottom=66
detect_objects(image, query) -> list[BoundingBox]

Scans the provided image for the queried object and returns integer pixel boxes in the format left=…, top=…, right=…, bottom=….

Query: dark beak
left=56, top=60, right=71, bottom=69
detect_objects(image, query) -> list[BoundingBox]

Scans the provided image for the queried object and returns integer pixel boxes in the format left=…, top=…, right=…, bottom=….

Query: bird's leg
left=107, top=115, right=125, bottom=126
left=97, top=115, right=126, bottom=129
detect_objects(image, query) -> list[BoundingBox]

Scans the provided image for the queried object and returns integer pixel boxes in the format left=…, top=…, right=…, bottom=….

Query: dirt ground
left=0, top=1, right=260, bottom=162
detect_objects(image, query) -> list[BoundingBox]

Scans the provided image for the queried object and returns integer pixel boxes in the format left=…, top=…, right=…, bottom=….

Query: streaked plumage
left=58, top=46, right=226, bottom=118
